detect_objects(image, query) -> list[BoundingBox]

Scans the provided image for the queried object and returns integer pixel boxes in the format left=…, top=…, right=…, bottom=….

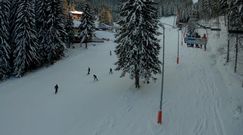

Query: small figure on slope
left=87, top=67, right=90, bottom=75
left=202, top=34, right=207, bottom=51
left=93, top=74, right=98, bottom=81
left=109, top=68, right=113, bottom=74
left=54, top=84, right=59, bottom=94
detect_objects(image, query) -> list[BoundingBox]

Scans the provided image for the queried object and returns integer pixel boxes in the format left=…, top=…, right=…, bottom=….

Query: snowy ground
left=0, top=17, right=242, bottom=135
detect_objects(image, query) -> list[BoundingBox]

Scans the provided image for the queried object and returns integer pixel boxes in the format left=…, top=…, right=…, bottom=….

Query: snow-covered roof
left=70, top=11, right=83, bottom=15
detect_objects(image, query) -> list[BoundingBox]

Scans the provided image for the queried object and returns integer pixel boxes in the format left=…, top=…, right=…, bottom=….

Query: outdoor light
left=158, top=24, right=165, bottom=124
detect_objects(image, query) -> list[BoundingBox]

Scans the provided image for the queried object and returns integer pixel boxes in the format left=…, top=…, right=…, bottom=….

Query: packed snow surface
left=0, top=17, right=242, bottom=135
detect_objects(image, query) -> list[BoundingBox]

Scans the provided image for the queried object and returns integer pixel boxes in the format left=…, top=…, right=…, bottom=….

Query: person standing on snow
left=54, top=84, right=59, bottom=94
left=109, top=68, right=113, bottom=74
left=93, top=74, right=98, bottom=81
left=87, top=67, right=90, bottom=75
left=202, top=34, right=207, bottom=51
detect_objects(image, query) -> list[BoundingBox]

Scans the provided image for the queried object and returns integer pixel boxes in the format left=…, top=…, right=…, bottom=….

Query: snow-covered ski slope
left=0, top=17, right=242, bottom=135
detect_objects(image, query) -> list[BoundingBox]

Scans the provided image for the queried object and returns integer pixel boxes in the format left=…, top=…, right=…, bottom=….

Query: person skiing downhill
left=93, top=74, right=98, bottom=81
left=87, top=67, right=90, bottom=75
left=202, top=34, right=207, bottom=51
left=109, top=68, right=113, bottom=74
left=54, top=84, right=58, bottom=94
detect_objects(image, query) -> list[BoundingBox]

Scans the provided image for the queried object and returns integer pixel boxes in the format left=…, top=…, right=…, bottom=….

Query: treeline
left=0, top=0, right=67, bottom=80
left=157, top=0, right=193, bottom=17
left=179, top=0, right=243, bottom=26
left=87, top=0, right=194, bottom=22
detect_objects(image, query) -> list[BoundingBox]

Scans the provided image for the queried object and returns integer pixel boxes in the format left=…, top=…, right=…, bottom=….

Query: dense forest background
left=71, top=0, right=193, bottom=21
left=88, top=0, right=193, bottom=16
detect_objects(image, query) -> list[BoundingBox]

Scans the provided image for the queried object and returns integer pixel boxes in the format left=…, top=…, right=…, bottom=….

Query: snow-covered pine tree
left=0, top=0, right=11, bottom=80
left=210, top=0, right=220, bottom=17
left=233, top=0, right=243, bottom=25
left=9, top=0, right=21, bottom=66
left=35, top=0, right=47, bottom=64
left=10, top=0, right=20, bottom=39
left=12, top=0, right=40, bottom=77
left=78, top=1, right=95, bottom=48
left=38, top=0, right=66, bottom=64
left=219, top=0, right=228, bottom=15
left=198, top=0, right=211, bottom=19
left=229, top=0, right=243, bottom=27
left=65, top=13, right=75, bottom=48
left=115, top=0, right=161, bottom=88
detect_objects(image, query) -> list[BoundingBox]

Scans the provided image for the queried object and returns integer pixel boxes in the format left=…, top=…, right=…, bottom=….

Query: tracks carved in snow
left=193, top=116, right=207, bottom=135
left=213, top=99, right=225, bottom=135
left=93, top=116, right=115, bottom=135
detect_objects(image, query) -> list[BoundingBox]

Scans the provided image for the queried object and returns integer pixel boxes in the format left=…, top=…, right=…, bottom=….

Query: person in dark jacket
left=110, top=50, right=112, bottom=56
left=87, top=67, right=90, bottom=75
left=109, top=68, right=113, bottom=74
left=93, top=74, right=98, bottom=81
left=54, top=84, right=59, bottom=94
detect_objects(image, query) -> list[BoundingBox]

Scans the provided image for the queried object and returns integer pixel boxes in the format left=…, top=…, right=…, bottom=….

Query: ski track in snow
left=196, top=55, right=226, bottom=135
left=170, top=36, right=227, bottom=135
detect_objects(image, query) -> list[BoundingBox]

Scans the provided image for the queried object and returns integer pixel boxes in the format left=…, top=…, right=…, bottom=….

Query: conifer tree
left=0, top=0, right=11, bottom=79
left=219, top=0, right=228, bottom=15
left=65, top=14, right=75, bottom=48
left=210, top=0, right=220, bottom=17
left=115, top=0, right=161, bottom=88
left=37, top=0, right=66, bottom=64
left=198, top=0, right=211, bottom=19
left=229, top=0, right=243, bottom=27
left=78, top=1, right=95, bottom=48
left=12, top=0, right=40, bottom=77
left=234, top=0, right=243, bottom=25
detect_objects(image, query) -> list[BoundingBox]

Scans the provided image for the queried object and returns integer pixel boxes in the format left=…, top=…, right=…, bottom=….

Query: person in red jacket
left=202, top=34, right=207, bottom=51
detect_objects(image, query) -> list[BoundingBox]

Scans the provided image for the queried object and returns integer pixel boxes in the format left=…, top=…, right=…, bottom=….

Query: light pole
left=157, top=22, right=180, bottom=124
left=157, top=24, right=165, bottom=124
left=177, top=29, right=180, bottom=64
left=159, top=22, right=180, bottom=64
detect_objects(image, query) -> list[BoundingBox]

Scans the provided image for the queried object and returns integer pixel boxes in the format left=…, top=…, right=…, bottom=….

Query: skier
left=202, top=34, right=207, bottom=51
left=152, top=77, right=157, bottom=83
left=54, top=84, right=59, bottom=94
left=110, top=50, right=112, bottom=56
left=93, top=74, right=98, bottom=81
left=195, top=33, right=200, bottom=48
left=87, top=67, right=90, bottom=75
left=109, top=68, right=113, bottom=74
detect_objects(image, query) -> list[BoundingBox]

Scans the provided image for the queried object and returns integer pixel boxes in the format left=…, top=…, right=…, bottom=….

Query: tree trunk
left=226, top=34, right=230, bottom=63
left=85, top=42, right=87, bottom=48
left=135, top=65, right=140, bottom=88
left=226, top=15, right=230, bottom=63
left=85, top=35, right=88, bottom=48
left=234, top=34, right=238, bottom=73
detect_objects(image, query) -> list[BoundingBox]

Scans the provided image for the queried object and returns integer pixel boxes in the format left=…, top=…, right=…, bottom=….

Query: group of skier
left=87, top=67, right=99, bottom=81
left=87, top=67, right=113, bottom=80
left=54, top=50, right=114, bottom=94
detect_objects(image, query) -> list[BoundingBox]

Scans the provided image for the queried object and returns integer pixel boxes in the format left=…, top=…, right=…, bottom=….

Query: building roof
left=69, top=11, right=83, bottom=15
